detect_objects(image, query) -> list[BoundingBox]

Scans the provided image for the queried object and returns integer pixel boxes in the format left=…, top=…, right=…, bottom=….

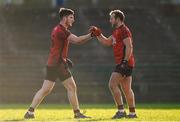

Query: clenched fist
left=89, top=26, right=102, bottom=37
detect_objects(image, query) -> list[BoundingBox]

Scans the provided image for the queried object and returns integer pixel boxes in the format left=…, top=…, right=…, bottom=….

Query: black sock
left=28, top=107, right=34, bottom=112
left=74, top=109, right=80, bottom=115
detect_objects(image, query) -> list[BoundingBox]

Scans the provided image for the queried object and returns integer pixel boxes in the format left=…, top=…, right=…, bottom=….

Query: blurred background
left=0, top=0, right=180, bottom=104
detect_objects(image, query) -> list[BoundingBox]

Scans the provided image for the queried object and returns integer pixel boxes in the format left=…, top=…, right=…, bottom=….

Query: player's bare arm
left=68, top=33, right=92, bottom=44
left=123, top=37, right=133, bottom=60
left=97, top=34, right=112, bottom=47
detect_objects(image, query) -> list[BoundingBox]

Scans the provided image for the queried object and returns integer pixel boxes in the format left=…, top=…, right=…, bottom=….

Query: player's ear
left=62, top=16, right=67, bottom=21
left=65, top=16, right=70, bottom=21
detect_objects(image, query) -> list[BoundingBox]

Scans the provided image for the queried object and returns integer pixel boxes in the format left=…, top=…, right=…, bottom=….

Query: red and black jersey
left=47, top=24, right=71, bottom=66
left=112, top=24, right=135, bottom=67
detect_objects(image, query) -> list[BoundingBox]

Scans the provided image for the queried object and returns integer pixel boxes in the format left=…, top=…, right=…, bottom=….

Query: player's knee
left=108, top=81, right=116, bottom=91
left=66, top=82, right=77, bottom=92
left=71, top=83, right=77, bottom=92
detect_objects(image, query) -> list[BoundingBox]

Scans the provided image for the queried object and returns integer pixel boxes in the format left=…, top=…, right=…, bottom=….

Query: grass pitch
left=0, top=103, right=180, bottom=122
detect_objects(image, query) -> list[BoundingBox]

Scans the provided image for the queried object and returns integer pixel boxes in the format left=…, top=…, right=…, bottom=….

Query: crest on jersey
left=112, top=36, right=116, bottom=45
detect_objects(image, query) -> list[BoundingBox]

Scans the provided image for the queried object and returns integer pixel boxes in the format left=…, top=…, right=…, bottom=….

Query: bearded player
left=90, top=10, right=137, bottom=119
left=24, top=8, right=92, bottom=119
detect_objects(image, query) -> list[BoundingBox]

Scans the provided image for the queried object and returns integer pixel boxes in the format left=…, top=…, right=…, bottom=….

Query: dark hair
left=109, top=10, right=125, bottom=22
left=59, top=8, right=74, bottom=20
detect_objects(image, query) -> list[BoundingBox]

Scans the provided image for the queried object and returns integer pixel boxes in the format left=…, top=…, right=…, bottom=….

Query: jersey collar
left=113, top=24, right=125, bottom=31
left=116, top=24, right=124, bottom=29
left=59, top=24, right=67, bottom=31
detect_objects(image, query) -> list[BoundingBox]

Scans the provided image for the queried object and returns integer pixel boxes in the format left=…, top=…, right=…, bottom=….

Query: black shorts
left=45, top=63, right=72, bottom=82
left=114, top=65, right=133, bottom=76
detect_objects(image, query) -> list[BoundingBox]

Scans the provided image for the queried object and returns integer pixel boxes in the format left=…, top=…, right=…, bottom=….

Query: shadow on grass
left=3, top=118, right=114, bottom=122
left=72, top=118, right=113, bottom=122
left=4, top=119, right=25, bottom=121
left=73, top=118, right=137, bottom=122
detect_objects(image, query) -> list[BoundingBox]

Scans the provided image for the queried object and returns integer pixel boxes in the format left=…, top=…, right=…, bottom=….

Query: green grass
left=0, top=103, right=180, bottom=122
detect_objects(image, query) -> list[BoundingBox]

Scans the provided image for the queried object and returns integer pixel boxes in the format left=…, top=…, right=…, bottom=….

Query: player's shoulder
left=120, top=24, right=131, bottom=34
left=119, top=24, right=129, bottom=31
left=52, top=24, right=64, bottom=35
left=53, top=24, right=62, bottom=32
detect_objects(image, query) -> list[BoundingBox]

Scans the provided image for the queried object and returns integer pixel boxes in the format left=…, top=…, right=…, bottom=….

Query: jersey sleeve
left=66, top=29, right=71, bottom=37
left=121, top=27, right=131, bottom=40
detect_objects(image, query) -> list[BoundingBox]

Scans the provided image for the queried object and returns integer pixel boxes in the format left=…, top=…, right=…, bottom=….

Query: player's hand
left=66, top=58, right=74, bottom=68
left=117, top=60, right=129, bottom=77
left=120, top=60, right=128, bottom=69
left=89, top=26, right=102, bottom=37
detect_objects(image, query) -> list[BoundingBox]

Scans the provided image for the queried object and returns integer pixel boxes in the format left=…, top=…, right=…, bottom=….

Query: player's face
left=109, top=14, right=118, bottom=28
left=66, top=14, right=75, bottom=27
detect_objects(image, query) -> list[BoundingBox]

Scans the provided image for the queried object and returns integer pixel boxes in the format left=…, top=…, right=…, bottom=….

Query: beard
left=69, top=23, right=73, bottom=27
left=65, top=21, right=71, bottom=28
